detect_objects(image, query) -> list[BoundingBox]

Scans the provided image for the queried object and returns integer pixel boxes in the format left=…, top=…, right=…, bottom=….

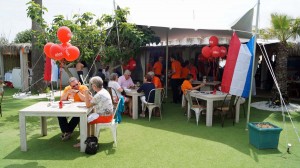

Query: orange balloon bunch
left=43, top=26, right=80, bottom=62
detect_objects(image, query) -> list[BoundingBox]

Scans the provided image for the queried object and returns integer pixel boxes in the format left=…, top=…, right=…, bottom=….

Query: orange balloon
left=44, top=42, right=54, bottom=58
left=57, top=26, right=72, bottom=43
left=50, top=44, right=65, bottom=61
left=65, top=46, right=80, bottom=61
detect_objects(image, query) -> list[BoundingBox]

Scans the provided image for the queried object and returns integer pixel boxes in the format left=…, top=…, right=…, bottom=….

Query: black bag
left=85, top=136, right=99, bottom=155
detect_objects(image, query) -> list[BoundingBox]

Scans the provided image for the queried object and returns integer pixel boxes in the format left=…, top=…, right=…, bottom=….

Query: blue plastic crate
left=248, top=122, right=282, bottom=149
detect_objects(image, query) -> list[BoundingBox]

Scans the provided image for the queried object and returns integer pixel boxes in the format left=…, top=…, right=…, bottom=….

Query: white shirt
left=108, top=81, right=122, bottom=98
left=90, top=88, right=113, bottom=116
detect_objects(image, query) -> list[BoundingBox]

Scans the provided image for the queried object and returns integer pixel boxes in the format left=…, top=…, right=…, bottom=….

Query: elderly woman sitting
left=108, top=73, right=133, bottom=116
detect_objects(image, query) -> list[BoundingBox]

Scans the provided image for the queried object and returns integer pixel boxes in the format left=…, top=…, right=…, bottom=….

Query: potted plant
left=248, top=122, right=283, bottom=149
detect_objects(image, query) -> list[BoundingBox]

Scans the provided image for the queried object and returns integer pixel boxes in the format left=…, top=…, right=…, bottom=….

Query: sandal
left=139, top=113, right=145, bottom=118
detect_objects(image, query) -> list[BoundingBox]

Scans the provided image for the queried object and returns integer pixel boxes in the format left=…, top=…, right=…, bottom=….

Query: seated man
left=59, top=77, right=88, bottom=141
left=118, top=69, right=135, bottom=89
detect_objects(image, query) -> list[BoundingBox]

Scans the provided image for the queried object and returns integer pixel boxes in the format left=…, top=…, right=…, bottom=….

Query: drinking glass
left=69, top=95, right=74, bottom=103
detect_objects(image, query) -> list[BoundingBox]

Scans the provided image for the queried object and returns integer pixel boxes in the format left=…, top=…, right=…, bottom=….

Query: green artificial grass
left=0, top=88, right=300, bottom=168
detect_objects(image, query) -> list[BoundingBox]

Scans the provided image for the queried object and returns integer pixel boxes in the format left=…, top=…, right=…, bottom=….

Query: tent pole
left=246, top=0, right=260, bottom=130
left=165, top=29, right=169, bottom=98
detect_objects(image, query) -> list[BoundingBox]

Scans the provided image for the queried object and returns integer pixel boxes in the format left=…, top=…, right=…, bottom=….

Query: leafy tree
left=27, top=0, right=47, bottom=94
left=0, top=34, right=9, bottom=44
left=13, top=29, right=32, bottom=43
left=260, top=13, right=300, bottom=98
left=26, top=1, right=159, bottom=83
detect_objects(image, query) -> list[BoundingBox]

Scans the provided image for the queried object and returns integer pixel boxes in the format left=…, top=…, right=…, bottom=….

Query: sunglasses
left=71, top=83, right=79, bottom=88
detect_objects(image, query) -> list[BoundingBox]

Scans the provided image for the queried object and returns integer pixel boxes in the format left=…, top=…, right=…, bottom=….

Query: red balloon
left=211, top=46, right=221, bottom=58
left=44, top=42, right=54, bottom=58
left=50, top=44, right=65, bottom=60
left=61, top=42, right=72, bottom=48
left=96, top=55, right=101, bottom=61
left=209, top=36, right=219, bottom=47
left=220, top=46, right=227, bottom=58
left=201, top=46, right=211, bottom=58
left=65, top=46, right=80, bottom=61
left=57, top=26, right=72, bottom=43
left=128, top=58, right=137, bottom=71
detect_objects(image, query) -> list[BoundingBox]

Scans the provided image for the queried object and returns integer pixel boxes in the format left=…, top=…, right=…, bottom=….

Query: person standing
left=76, top=60, right=85, bottom=84
left=153, top=56, right=163, bottom=78
left=169, top=56, right=182, bottom=104
left=189, top=60, right=198, bottom=81
left=59, top=77, right=88, bottom=141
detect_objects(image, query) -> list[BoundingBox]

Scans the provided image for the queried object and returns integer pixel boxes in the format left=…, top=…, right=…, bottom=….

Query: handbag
left=84, top=136, right=99, bottom=155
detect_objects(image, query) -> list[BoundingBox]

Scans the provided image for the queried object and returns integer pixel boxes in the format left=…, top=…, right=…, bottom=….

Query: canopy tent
left=115, top=0, right=256, bottom=97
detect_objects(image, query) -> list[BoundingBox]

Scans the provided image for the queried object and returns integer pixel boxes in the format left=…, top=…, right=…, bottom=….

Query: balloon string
left=59, top=61, right=63, bottom=102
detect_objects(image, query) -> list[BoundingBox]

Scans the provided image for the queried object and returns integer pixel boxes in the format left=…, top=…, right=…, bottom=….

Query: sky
left=1, top=0, right=300, bottom=42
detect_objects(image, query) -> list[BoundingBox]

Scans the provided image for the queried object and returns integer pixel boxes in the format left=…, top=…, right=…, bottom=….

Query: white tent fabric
left=117, top=0, right=255, bottom=44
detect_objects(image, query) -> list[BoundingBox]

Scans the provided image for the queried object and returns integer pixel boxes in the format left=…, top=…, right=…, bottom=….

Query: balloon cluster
left=43, top=26, right=80, bottom=62
left=201, top=36, right=227, bottom=60
left=122, top=58, right=137, bottom=71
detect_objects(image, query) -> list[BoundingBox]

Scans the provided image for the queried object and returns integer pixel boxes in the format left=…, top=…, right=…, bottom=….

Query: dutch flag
left=221, top=32, right=255, bottom=98
left=44, top=57, right=59, bottom=82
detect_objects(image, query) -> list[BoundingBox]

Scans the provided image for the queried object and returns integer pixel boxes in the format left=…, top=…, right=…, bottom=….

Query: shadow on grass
left=121, top=96, right=284, bottom=160
left=4, top=162, right=46, bottom=168
left=4, top=130, right=116, bottom=160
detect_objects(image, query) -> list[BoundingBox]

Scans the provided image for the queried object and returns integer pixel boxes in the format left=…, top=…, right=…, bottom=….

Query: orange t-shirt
left=181, top=67, right=190, bottom=79
left=171, top=60, right=182, bottom=79
left=152, top=76, right=162, bottom=88
left=181, top=80, right=192, bottom=95
left=63, top=85, right=89, bottom=102
left=190, top=66, right=198, bottom=80
left=153, top=61, right=163, bottom=75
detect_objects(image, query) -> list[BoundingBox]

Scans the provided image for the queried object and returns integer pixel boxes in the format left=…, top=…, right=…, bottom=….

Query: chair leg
left=0, top=106, right=2, bottom=117
left=195, top=110, right=200, bottom=126
left=111, top=124, right=117, bottom=147
left=148, top=107, right=154, bottom=121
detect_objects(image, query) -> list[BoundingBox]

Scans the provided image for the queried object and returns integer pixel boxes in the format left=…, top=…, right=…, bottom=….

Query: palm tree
left=261, top=13, right=300, bottom=98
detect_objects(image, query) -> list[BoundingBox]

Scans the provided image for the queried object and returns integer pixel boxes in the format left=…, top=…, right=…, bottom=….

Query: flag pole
left=246, top=0, right=260, bottom=130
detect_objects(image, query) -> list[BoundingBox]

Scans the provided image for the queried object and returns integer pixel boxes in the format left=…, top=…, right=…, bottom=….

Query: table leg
left=19, top=113, right=27, bottom=151
left=132, top=95, right=138, bottom=119
left=206, top=100, right=213, bottom=127
left=80, top=115, right=87, bottom=152
left=41, top=117, right=47, bottom=136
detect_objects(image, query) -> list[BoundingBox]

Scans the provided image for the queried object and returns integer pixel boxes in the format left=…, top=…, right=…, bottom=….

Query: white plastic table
left=125, top=89, right=144, bottom=119
left=19, top=101, right=90, bottom=152
left=189, top=91, right=241, bottom=127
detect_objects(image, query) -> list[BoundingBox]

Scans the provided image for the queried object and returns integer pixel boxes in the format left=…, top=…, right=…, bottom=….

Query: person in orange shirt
left=148, top=71, right=162, bottom=88
left=181, top=60, right=190, bottom=79
left=181, top=74, right=205, bottom=95
left=181, top=74, right=205, bottom=115
left=169, top=56, right=182, bottom=103
left=153, top=56, right=163, bottom=78
left=58, top=77, right=88, bottom=141
left=189, top=61, right=198, bottom=81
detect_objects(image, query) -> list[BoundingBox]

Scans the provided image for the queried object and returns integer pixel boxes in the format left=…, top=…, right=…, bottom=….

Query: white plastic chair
left=94, top=99, right=120, bottom=147
left=186, top=90, right=206, bottom=125
left=143, top=88, right=163, bottom=121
